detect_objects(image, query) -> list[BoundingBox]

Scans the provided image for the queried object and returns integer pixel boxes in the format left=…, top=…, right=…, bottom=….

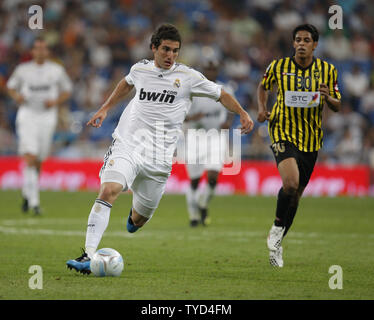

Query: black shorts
left=270, top=141, right=318, bottom=187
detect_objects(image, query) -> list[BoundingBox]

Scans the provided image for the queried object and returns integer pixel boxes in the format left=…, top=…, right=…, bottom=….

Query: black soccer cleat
left=32, top=206, right=42, bottom=216
left=66, top=249, right=91, bottom=275
left=199, top=207, right=211, bottom=226
left=190, top=219, right=199, bottom=227
left=22, top=197, right=29, bottom=213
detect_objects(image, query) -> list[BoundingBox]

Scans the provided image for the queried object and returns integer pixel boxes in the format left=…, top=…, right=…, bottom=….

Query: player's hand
left=45, top=100, right=56, bottom=108
left=239, top=112, right=254, bottom=134
left=15, top=94, right=26, bottom=105
left=257, top=110, right=270, bottom=123
left=87, top=108, right=107, bottom=128
left=319, top=83, right=330, bottom=97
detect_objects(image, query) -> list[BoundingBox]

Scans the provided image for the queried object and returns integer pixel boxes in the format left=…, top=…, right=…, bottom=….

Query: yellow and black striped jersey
left=261, top=57, right=341, bottom=152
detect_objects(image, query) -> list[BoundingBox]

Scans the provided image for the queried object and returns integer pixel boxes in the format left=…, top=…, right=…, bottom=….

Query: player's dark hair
left=150, top=23, right=181, bottom=49
left=292, top=24, right=319, bottom=42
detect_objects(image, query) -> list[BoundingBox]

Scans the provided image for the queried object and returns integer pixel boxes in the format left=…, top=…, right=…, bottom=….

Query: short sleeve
left=125, top=65, right=136, bottom=86
left=261, top=60, right=277, bottom=91
left=6, top=65, right=22, bottom=90
left=125, top=60, right=149, bottom=86
left=329, top=65, right=341, bottom=100
left=190, top=69, right=222, bottom=101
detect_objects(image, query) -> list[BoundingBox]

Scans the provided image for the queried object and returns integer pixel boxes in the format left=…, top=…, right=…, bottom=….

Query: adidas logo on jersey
left=139, top=88, right=176, bottom=103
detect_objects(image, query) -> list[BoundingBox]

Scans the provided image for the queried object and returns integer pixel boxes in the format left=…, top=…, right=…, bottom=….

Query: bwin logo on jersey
left=139, top=88, right=176, bottom=103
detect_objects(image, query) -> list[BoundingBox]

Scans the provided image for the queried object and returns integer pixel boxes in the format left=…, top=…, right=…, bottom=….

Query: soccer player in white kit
left=66, top=24, right=254, bottom=274
left=184, top=59, right=235, bottom=227
left=7, top=38, right=72, bottom=215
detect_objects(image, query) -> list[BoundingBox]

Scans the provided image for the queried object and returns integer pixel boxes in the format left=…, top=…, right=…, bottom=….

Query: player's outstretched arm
left=87, top=78, right=134, bottom=128
left=218, top=88, right=254, bottom=134
left=257, top=83, right=271, bottom=123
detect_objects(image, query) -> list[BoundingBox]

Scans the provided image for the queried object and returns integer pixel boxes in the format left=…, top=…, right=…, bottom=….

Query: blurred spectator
left=335, top=126, right=362, bottom=165
left=273, top=0, right=302, bottom=31
left=244, top=126, right=272, bottom=160
left=0, top=0, right=373, bottom=169
left=351, top=32, right=371, bottom=63
left=305, top=1, right=327, bottom=34
left=361, top=81, right=374, bottom=124
left=323, top=30, right=352, bottom=61
left=343, top=64, right=370, bottom=111
left=362, top=127, right=374, bottom=193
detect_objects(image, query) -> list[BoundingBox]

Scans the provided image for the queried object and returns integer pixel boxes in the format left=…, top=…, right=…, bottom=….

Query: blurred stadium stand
left=0, top=0, right=373, bottom=177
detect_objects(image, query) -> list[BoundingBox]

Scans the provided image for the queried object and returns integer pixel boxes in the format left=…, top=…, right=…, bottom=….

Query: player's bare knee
left=283, top=180, right=299, bottom=195
left=24, top=154, right=38, bottom=167
left=99, top=183, right=122, bottom=204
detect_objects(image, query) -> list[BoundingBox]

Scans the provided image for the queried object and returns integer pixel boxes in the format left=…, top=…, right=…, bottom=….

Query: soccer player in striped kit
left=257, top=24, right=341, bottom=267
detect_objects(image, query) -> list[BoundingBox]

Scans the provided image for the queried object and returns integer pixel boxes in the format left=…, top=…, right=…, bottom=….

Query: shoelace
left=76, top=248, right=88, bottom=261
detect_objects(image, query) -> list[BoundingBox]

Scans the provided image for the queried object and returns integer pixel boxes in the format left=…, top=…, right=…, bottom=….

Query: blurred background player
left=184, top=58, right=234, bottom=227
left=257, top=24, right=341, bottom=267
left=6, top=38, right=72, bottom=215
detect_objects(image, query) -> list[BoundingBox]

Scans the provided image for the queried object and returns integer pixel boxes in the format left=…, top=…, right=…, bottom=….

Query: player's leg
left=198, top=169, right=219, bottom=225
left=16, top=112, right=41, bottom=214
left=282, top=151, right=318, bottom=237
left=85, top=181, right=124, bottom=254
left=66, top=180, right=125, bottom=274
left=185, top=164, right=204, bottom=227
left=282, top=185, right=305, bottom=237
left=186, top=177, right=201, bottom=227
left=16, top=109, right=38, bottom=212
left=274, top=157, right=300, bottom=229
left=129, top=171, right=168, bottom=232
left=67, top=139, right=133, bottom=273
left=21, top=153, right=40, bottom=213
left=267, top=142, right=300, bottom=267
left=25, top=114, right=56, bottom=215
left=197, top=132, right=225, bottom=225
left=267, top=157, right=299, bottom=265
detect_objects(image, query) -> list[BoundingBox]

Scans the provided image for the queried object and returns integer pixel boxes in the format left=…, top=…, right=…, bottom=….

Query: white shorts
left=16, top=108, right=57, bottom=160
left=99, top=138, right=170, bottom=219
left=185, top=130, right=227, bottom=180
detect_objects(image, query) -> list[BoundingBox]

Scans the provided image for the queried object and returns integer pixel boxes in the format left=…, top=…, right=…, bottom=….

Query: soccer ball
left=90, top=248, right=124, bottom=277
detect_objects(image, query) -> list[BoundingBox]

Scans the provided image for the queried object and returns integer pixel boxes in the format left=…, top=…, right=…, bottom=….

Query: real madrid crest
left=174, top=79, right=180, bottom=88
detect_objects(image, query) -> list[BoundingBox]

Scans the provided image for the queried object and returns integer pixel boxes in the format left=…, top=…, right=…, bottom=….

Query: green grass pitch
left=0, top=190, right=373, bottom=300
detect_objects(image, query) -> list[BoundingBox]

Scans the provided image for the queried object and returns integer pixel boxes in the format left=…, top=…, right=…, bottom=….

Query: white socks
left=198, top=184, right=215, bottom=209
left=85, top=199, right=112, bottom=258
left=23, top=165, right=39, bottom=208
left=186, top=184, right=216, bottom=220
left=186, top=186, right=200, bottom=221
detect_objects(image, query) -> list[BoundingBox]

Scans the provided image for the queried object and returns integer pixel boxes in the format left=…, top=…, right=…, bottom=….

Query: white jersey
left=187, top=81, right=234, bottom=130
left=113, top=59, right=222, bottom=172
left=7, top=60, right=72, bottom=119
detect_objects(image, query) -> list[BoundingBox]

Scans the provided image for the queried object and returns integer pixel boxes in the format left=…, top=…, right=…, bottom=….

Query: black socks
left=274, top=187, right=299, bottom=237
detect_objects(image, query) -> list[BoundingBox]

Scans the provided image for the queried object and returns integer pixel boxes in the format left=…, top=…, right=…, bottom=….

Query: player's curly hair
left=150, top=23, right=181, bottom=49
left=292, top=24, right=319, bottom=42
